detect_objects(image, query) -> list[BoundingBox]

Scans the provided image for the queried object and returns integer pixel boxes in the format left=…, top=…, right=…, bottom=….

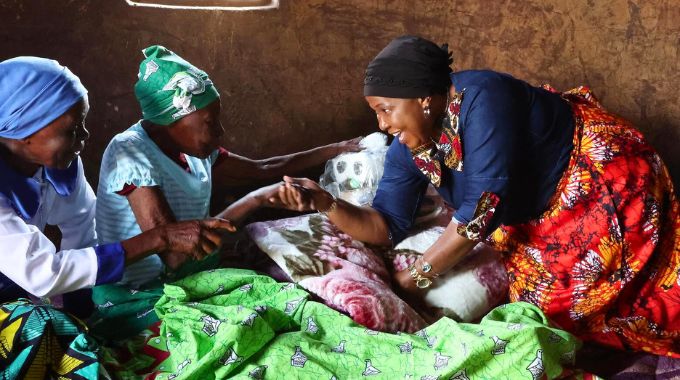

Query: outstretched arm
left=276, top=176, right=393, bottom=246
left=212, top=137, right=362, bottom=189
left=0, top=199, right=232, bottom=298
left=214, top=182, right=282, bottom=224
left=125, top=186, right=207, bottom=269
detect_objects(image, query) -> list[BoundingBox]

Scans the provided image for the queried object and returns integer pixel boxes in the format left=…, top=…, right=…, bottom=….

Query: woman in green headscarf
left=92, top=46, right=360, bottom=337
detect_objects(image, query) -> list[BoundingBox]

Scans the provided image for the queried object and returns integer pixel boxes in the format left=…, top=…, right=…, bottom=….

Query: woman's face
left=168, top=99, right=224, bottom=158
left=22, top=98, right=90, bottom=169
left=365, top=96, right=435, bottom=150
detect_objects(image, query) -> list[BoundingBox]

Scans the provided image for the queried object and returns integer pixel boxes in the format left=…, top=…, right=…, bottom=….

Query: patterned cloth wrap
left=0, top=299, right=101, bottom=379
left=491, top=86, right=680, bottom=357
left=101, top=268, right=586, bottom=380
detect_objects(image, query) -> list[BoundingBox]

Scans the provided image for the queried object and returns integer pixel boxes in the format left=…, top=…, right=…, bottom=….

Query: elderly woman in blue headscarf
left=0, top=57, right=233, bottom=377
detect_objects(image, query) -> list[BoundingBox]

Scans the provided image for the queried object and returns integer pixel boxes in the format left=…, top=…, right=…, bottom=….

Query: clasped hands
left=264, top=176, right=432, bottom=303
left=265, top=176, right=334, bottom=212
left=157, top=218, right=236, bottom=270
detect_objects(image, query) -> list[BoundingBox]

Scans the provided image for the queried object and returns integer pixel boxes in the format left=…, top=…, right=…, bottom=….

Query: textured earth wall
left=1, top=0, right=679, bottom=184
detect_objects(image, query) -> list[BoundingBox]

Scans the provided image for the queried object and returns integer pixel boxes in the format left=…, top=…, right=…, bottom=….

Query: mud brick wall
left=1, top=1, right=679, bottom=185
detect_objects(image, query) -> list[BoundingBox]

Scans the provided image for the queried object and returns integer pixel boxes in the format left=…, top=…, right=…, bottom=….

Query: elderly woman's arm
left=211, top=137, right=362, bottom=189
left=0, top=199, right=231, bottom=299
left=124, top=186, right=235, bottom=259
left=126, top=186, right=227, bottom=269
left=274, top=176, right=393, bottom=246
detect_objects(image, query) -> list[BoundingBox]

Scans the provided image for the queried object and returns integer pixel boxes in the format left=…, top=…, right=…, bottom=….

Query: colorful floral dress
left=492, top=86, right=680, bottom=356
left=372, top=70, right=680, bottom=356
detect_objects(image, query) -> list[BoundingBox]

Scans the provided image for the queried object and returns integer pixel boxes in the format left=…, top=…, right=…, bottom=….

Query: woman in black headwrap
left=276, top=35, right=680, bottom=357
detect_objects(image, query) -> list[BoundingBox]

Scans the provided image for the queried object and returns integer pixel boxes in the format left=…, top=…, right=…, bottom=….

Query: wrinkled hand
left=248, top=182, right=285, bottom=208
left=272, top=176, right=333, bottom=212
left=159, top=251, right=189, bottom=270
left=333, top=136, right=363, bottom=155
left=158, top=218, right=236, bottom=261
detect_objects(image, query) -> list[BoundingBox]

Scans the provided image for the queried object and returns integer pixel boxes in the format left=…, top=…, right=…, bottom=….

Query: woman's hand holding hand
left=272, top=176, right=333, bottom=212
left=248, top=182, right=285, bottom=207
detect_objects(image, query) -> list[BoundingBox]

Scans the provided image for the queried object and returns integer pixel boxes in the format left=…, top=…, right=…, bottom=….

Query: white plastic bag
left=319, top=132, right=388, bottom=206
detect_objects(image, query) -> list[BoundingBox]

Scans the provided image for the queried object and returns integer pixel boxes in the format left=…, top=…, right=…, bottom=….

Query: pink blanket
left=246, top=212, right=508, bottom=333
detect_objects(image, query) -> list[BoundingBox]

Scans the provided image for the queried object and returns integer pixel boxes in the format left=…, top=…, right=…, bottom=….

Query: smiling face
left=166, top=99, right=224, bottom=158
left=365, top=95, right=441, bottom=150
left=20, top=97, right=90, bottom=170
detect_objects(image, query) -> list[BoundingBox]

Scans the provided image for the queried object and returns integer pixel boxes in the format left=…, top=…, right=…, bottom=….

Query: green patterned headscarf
left=134, top=45, right=219, bottom=126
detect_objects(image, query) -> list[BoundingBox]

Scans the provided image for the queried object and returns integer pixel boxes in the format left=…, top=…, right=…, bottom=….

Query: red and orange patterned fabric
left=411, top=90, right=465, bottom=187
left=490, top=86, right=680, bottom=357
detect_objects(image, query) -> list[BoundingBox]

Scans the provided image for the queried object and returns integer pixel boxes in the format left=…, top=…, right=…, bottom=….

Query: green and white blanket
left=102, top=268, right=581, bottom=379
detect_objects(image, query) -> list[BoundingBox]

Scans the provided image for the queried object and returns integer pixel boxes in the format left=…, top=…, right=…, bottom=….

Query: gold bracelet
left=407, top=263, right=433, bottom=289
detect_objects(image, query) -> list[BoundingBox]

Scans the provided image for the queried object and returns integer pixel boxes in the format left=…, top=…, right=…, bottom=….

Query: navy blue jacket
left=372, top=70, right=575, bottom=244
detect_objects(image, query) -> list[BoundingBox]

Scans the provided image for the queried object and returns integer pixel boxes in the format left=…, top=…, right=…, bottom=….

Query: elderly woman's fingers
left=283, top=176, right=312, bottom=189
left=274, top=178, right=319, bottom=211
left=201, top=227, right=225, bottom=247
left=277, top=183, right=299, bottom=208
left=283, top=176, right=325, bottom=194
left=281, top=182, right=295, bottom=206
left=204, top=217, right=236, bottom=232
left=287, top=186, right=306, bottom=211
left=278, top=183, right=290, bottom=207
left=289, top=183, right=308, bottom=210
left=198, top=240, right=218, bottom=259
left=281, top=177, right=334, bottom=211
left=340, top=136, right=364, bottom=152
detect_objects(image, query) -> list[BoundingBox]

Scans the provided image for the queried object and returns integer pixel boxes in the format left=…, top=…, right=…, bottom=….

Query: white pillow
left=387, top=228, right=509, bottom=321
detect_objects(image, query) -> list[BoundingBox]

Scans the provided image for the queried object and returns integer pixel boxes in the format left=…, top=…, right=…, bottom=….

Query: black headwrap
left=364, top=35, right=453, bottom=99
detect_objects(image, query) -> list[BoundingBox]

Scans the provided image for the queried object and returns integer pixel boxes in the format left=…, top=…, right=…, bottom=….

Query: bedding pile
left=246, top=214, right=426, bottom=332
left=245, top=211, right=509, bottom=330
left=102, top=268, right=583, bottom=379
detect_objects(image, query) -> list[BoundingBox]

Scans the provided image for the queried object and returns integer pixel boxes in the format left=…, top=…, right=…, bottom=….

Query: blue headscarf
left=0, top=57, right=87, bottom=219
left=0, top=57, right=87, bottom=139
